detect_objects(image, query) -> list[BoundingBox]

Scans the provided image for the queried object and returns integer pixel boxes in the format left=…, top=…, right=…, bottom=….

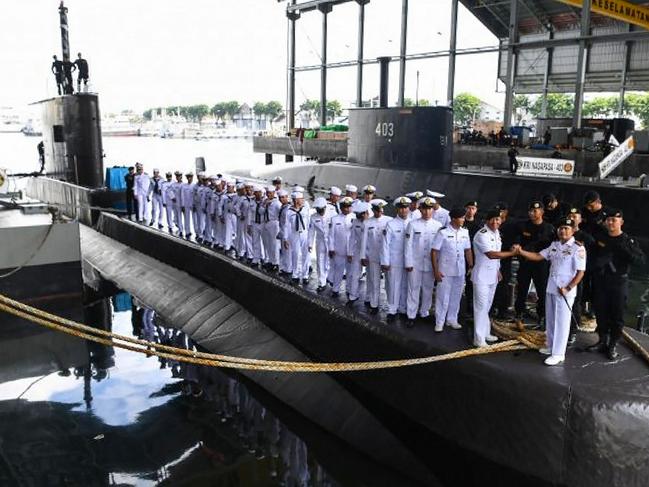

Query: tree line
left=452, top=91, right=649, bottom=128
left=142, top=101, right=284, bottom=123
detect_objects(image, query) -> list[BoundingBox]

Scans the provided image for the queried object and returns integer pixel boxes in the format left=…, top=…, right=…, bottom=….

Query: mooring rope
left=0, top=294, right=542, bottom=372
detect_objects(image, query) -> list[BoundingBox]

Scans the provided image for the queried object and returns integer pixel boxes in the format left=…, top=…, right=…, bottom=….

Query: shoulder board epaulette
left=479, top=228, right=487, bottom=233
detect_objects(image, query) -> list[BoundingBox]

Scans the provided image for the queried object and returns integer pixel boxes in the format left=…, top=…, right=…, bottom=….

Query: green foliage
left=143, top=109, right=153, bottom=121
left=529, top=93, right=574, bottom=118
left=452, top=92, right=481, bottom=125
left=265, top=101, right=283, bottom=120
left=418, top=99, right=431, bottom=106
left=582, top=96, right=618, bottom=118
left=404, top=98, right=414, bottom=107
left=298, top=99, right=342, bottom=123
left=625, top=93, right=649, bottom=128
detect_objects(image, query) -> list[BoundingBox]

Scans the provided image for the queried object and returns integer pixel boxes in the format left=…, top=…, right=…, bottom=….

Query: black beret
left=529, top=201, right=543, bottom=210
left=568, top=207, right=580, bottom=215
left=584, top=190, right=600, bottom=204
left=606, top=208, right=623, bottom=218
left=464, top=200, right=478, bottom=208
left=494, top=201, right=509, bottom=211
left=486, top=209, right=501, bottom=220
left=449, top=208, right=465, bottom=219
left=556, top=218, right=575, bottom=228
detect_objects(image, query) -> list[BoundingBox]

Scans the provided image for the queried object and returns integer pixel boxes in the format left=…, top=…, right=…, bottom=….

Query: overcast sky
left=0, top=0, right=505, bottom=115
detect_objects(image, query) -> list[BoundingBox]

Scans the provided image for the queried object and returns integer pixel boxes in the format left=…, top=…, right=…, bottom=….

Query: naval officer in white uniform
left=361, top=199, right=392, bottom=314
left=327, top=197, right=355, bottom=297
left=403, top=196, right=443, bottom=327
left=431, top=207, right=473, bottom=332
left=381, top=196, right=411, bottom=322
left=471, top=209, right=517, bottom=347
left=515, top=217, right=586, bottom=365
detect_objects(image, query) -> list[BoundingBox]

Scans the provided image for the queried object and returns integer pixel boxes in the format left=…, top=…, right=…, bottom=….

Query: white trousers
left=386, top=265, right=408, bottom=315
left=545, top=292, right=574, bottom=359
left=263, top=221, right=280, bottom=265
left=182, top=206, right=192, bottom=236
left=173, top=204, right=183, bottom=233
left=236, top=219, right=247, bottom=256
left=192, top=209, right=203, bottom=238
left=164, top=204, right=174, bottom=230
left=289, top=232, right=309, bottom=279
left=202, top=213, right=213, bottom=243
left=435, top=274, right=464, bottom=326
left=366, top=261, right=382, bottom=308
left=223, top=214, right=237, bottom=250
left=329, top=254, right=347, bottom=292
left=136, top=194, right=149, bottom=222
left=407, top=269, right=434, bottom=319
left=251, top=223, right=265, bottom=264
left=314, top=238, right=329, bottom=287
left=473, top=282, right=498, bottom=345
left=151, top=195, right=163, bottom=226
left=347, top=257, right=363, bottom=300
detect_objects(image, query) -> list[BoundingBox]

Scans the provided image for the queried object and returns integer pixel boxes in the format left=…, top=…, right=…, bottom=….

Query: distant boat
left=21, top=120, right=42, bottom=137
left=101, top=116, right=141, bottom=137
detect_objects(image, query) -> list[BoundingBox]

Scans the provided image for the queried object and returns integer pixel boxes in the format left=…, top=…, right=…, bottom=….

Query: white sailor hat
left=209, top=175, right=218, bottom=180
left=330, top=186, right=342, bottom=196
left=292, top=191, right=304, bottom=199
left=345, top=184, right=358, bottom=193
left=153, top=168, right=160, bottom=172
left=426, top=190, right=445, bottom=198
left=352, top=201, right=370, bottom=213
left=198, top=171, right=206, bottom=178
left=418, top=196, right=436, bottom=208
left=370, top=198, right=388, bottom=209
left=313, top=197, right=327, bottom=209
left=406, top=191, right=423, bottom=200
left=293, top=185, right=305, bottom=192
left=236, top=182, right=245, bottom=190
left=393, top=196, right=412, bottom=208
left=244, top=181, right=253, bottom=187
left=174, top=170, right=182, bottom=176
left=278, top=189, right=289, bottom=197
left=226, top=179, right=236, bottom=186
left=363, top=184, right=377, bottom=194
left=272, top=176, right=282, bottom=183
left=266, top=185, right=276, bottom=192
left=165, top=171, right=173, bottom=176
left=252, top=184, right=263, bottom=192
left=185, top=171, right=194, bottom=177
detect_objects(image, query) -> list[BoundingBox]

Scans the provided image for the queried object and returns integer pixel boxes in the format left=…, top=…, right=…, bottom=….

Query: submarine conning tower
left=34, top=93, right=104, bottom=188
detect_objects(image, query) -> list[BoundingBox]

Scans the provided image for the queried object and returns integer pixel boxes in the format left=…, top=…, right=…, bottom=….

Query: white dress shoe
left=434, top=323, right=444, bottom=332
left=473, top=340, right=488, bottom=348
left=539, top=347, right=551, bottom=355
left=544, top=355, right=565, bottom=366
left=485, top=334, right=498, bottom=343
left=446, top=322, right=462, bottom=329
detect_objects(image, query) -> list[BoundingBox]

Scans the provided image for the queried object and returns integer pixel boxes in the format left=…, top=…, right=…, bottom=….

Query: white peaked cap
left=426, top=190, right=445, bottom=198
left=313, top=197, right=327, bottom=209
left=345, top=184, right=358, bottom=192
left=330, top=186, right=342, bottom=196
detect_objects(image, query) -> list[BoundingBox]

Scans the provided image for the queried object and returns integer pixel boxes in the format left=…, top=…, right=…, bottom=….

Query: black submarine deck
left=91, top=212, right=649, bottom=487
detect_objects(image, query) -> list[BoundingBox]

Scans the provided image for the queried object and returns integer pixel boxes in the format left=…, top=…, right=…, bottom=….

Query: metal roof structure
left=283, top=0, right=649, bottom=130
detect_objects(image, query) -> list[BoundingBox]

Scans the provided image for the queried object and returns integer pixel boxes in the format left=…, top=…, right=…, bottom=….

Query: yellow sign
left=557, top=0, right=649, bottom=30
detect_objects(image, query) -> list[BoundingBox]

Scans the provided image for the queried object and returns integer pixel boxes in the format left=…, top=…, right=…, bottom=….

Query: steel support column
left=397, top=0, right=408, bottom=107
left=446, top=0, right=459, bottom=106
left=540, top=30, right=554, bottom=118
left=573, top=0, right=591, bottom=129
left=618, top=25, right=633, bottom=117
left=287, top=2, right=299, bottom=132
left=503, top=0, right=518, bottom=130
left=319, top=4, right=332, bottom=126
left=356, top=0, right=369, bottom=108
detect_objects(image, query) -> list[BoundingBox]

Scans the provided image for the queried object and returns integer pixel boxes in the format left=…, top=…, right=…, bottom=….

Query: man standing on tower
left=74, top=52, right=89, bottom=92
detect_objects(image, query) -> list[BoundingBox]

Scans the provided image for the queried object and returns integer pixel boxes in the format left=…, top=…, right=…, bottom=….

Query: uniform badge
left=383, top=229, right=387, bottom=235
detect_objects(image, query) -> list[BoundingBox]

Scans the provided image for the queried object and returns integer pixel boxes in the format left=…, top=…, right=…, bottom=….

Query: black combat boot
left=586, top=335, right=608, bottom=353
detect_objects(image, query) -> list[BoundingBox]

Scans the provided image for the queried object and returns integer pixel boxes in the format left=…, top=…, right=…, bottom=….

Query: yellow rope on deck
left=0, top=293, right=547, bottom=373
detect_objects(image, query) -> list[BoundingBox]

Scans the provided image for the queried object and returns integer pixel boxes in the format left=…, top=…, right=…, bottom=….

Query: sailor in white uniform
left=180, top=172, right=195, bottom=239
left=381, top=196, right=411, bottom=322
left=403, top=196, right=443, bottom=326
left=347, top=201, right=370, bottom=303
left=277, top=189, right=292, bottom=274
left=471, top=209, right=517, bottom=347
left=284, top=191, right=311, bottom=282
left=345, top=184, right=359, bottom=202
left=272, top=176, right=283, bottom=192
left=160, top=171, right=175, bottom=232
left=170, top=171, right=184, bottom=236
left=325, top=186, right=342, bottom=220
left=327, top=197, right=355, bottom=297
left=262, top=185, right=282, bottom=270
left=149, top=169, right=164, bottom=228
left=431, top=207, right=473, bottom=332
left=361, top=199, right=392, bottom=313
left=221, top=180, right=238, bottom=252
left=515, top=218, right=586, bottom=365
left=308, top=197, right=330, bottom=291
left=361, top=185, right=376, bottom=203
left=133, top=165, right=151, bottom=224
left=249, top=185, right=266, bottom=267
left=406, top=191, right=423, bottom=221
left=427, top=190, right=451, bottom=227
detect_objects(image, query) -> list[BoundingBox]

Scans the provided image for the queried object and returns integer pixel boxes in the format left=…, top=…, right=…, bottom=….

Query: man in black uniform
left=492, top=201, right=516, bottom=319
left=587, top=209, right=645, bottom=359
left=461, top=201, right=480, bottom=321
left=507, top=145, right=519, bottom=174
left=542, top=193, right=569, bottom=225
left=567, top=207, right=595, bottom=344
left=580, top=190, right=608, bottom=316
left=74, top=52, right=89, bottom=92
left=124, top=166, right=137, bottom=220
left=513, top=201, right=555, bottom=326
left=62, top=59, right=76, bottom=94
left=37, top=141, right=45, bottom=173
left=51, top=55, right=64, bottom=95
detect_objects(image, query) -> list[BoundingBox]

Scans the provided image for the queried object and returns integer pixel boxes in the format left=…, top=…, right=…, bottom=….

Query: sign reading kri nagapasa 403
left=516, top=157, right=575, bottom=179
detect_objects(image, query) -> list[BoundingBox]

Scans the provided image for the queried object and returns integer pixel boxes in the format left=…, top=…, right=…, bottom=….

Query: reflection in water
left=0, top=294, right=346, bottom=486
